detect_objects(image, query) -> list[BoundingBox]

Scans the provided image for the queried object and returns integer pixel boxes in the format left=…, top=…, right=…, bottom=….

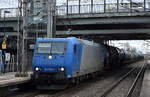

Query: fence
left=56, top=1, right=150, bottom=15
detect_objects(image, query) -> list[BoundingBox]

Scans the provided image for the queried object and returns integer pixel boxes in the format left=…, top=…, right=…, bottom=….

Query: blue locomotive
left=32, top=37, right=143, bottom=89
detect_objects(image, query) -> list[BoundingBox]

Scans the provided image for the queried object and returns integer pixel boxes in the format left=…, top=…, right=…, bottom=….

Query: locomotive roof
left=37, top=37, right=76, bottom=42
left=36, top=37, right=99, bottom=46
left=77, top=38, right=99, bottom=46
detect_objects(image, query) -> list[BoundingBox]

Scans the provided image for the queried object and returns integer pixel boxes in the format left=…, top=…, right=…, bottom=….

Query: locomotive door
left=73, top=44, right=82, bottom=71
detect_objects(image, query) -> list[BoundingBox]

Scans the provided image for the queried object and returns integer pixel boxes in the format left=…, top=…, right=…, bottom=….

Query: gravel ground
left=106, top=69, right=140, bottom=97
left=131, top=66, right=145, bottom=97
left=106, top=63, right=145, bottom=97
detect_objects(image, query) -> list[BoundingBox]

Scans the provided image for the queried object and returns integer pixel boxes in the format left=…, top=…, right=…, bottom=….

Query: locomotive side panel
left=76, top=44, right=105, bottom=76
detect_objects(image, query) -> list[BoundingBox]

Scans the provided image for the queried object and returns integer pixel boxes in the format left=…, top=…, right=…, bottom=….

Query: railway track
left=3, top=61, right=146, bottom=97
left=101, top=63, right=146, bottom=97
left=35, top=61, right=145, bottom=97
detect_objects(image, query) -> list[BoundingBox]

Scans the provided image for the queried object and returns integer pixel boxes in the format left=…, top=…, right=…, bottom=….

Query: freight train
left=32, top=37, right=143, bottom=89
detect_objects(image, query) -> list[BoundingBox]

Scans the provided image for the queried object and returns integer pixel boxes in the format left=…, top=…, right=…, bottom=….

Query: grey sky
left=0, top=0, right=18, bottom=8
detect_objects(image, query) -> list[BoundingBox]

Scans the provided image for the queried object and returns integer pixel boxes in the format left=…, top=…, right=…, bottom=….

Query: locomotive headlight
left=60, top=67, right=64, bottom=71
left=35, top=67, right=39, bottom=71
left=49, top=55, right=52, bottom=59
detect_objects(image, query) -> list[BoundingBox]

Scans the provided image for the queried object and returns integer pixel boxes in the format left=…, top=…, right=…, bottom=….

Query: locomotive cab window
left=37, top=42, right=66, bottom=54
left=37, top=42, right=51, bottom=54
left=51, top=42, right=66, bottom=54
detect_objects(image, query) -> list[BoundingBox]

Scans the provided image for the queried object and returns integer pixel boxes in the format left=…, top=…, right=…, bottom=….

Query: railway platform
left=140, top=60, right=150, bottom=97
left=0, top=72, right=31, bottom=88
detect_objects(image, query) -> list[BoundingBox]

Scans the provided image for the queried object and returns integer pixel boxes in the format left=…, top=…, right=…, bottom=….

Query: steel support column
left=91, top=0, right=93, bottom=13
left=144, top=0, right=146, bottom=12
left=104, top=0, right=106, bottom=13
left=21, top=0, right=28, bottom=74
left=17, top=0, right=22, bottom=73
left=47, top=0, right=56, bottom=38
left=79, top=0, right=81, bottom=14
left=117, top=0, right=119, bottom=12
left=130, top=0, right=132, bottom=12
left=66, top=0, right=68, bottom=15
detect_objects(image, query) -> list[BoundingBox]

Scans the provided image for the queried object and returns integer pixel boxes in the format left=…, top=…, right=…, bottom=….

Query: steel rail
left=126, top=63, right=146, bottom=97
left=101, top=64, right=142, bottom=97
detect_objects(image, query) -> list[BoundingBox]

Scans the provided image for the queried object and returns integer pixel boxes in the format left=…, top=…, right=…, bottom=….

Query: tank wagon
left=32, top=37, right=143, bottom=89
